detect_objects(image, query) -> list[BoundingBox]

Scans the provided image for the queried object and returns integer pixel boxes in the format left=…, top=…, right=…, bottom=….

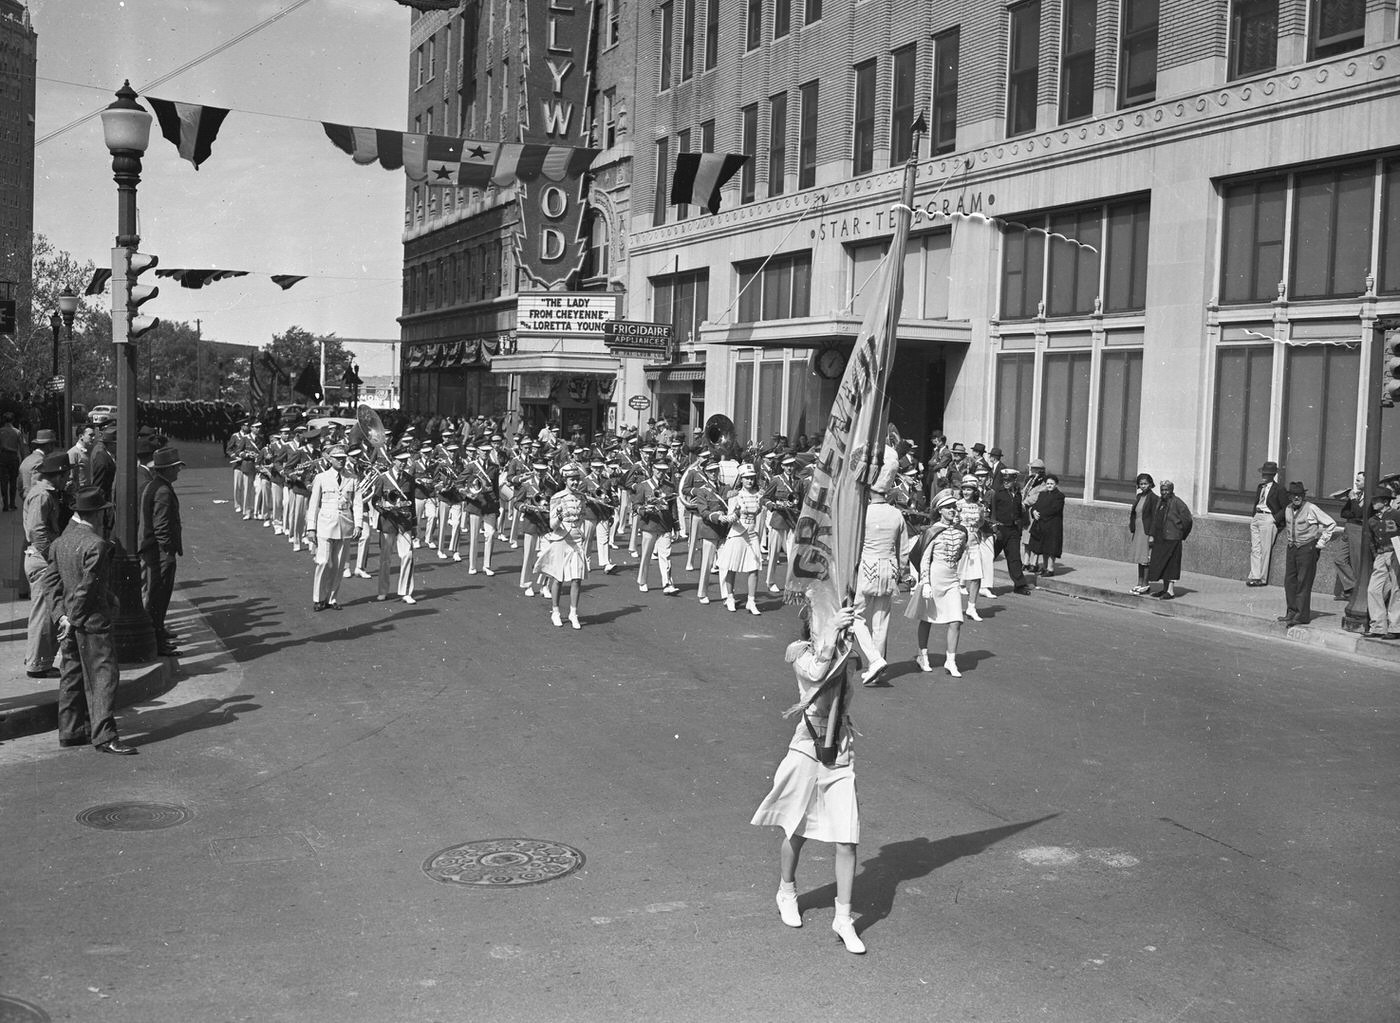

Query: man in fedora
left=1279, top=481, right=1339, bottom=626
left=139, top=446, right=185, bottom=657
left=22, top=451, right=72, bottom=678
left=305, top=444, right=363, bottom=611
left=52, top=486, right=136, bottom=754
left=18, top=427, right=58, bottom=496
left=91, top=425, right=117, bottom=503
left=1247, top=460, right=1287, bottom=586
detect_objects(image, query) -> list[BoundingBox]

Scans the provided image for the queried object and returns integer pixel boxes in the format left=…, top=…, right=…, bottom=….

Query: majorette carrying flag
left=145, top=97, right=230, bottom=170
left=669, top=152, right=749, bottom=214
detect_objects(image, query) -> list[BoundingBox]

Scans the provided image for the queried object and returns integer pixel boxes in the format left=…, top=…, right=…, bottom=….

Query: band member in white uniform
left=305, top=445, right=363, bottom=611
left=346, top=447, right=376, bottom=580
left=580, top=459, right=620, bottom=574
left=227, top=419, right=256, bottom=515
left=763, top=455, right=802, bottom=593
left=459, top=443, right=499, bottom=575
left=634, top=459, right=681, bottom=594
left=515, top=461, right=556, bottom=597
left=905, top=490, right=968, bottom=676
left=955, top=478, right=995, bottom=621
left=436, top=442, right=464, bottom=561
left=717, top=464, right=765, bottom=614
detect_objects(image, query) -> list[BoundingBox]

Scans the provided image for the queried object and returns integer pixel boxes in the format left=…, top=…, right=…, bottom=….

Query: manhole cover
left=0, top=995, right=51, bottom=1023
left=76, top=802, right=192, bottom=832
left=422, top=838, right=585, bottom=888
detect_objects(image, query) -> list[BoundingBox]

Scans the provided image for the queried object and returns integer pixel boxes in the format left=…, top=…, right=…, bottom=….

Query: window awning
left=643, top=365, right=706, bottom=381
left=699, top=316, right=973, bottom=350
left=489, top=352, right=620, bottom=376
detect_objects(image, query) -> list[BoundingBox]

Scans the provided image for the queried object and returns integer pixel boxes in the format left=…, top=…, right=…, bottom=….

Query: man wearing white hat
left=306, top=445, right=363, bottom=611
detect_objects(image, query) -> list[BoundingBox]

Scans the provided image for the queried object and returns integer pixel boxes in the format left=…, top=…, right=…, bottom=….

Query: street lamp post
left=49, top=309, right=62, bottom=434
left=99, top=81, right=157, bottom=664
left=58, top=288, right=77, bottom=447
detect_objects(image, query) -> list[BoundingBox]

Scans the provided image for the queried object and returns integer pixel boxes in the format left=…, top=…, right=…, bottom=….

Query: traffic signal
left=110, top=246, right=160, bottom=344
left=1384, top=332, right=1400, bottom=408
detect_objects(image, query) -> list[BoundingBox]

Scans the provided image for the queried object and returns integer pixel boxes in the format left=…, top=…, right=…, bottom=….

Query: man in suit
left=22, top=452, right=70, bottom=678
left=305, top=444, right=363, bottom=611
left=90, top=426, right=117, bottom=502
left=1247, top=460, right=1286, bottom=586
left=139, top=446, right=184, bottom=657
left=990, top=467, right=1032, bottom=595
left=985, top=446, right=1007, bottom=493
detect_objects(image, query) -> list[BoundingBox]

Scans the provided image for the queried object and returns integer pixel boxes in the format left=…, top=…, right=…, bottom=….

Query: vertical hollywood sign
left=515, top=0, right=594, bottom=288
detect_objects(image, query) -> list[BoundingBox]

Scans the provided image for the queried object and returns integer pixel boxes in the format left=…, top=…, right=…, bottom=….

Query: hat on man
left=346, top=446, right=363, bottom=458
left=950, top=442, right=967, bottom=454
left=971, top=442, right=987, bottom=454
left=1002, top=468, right=1021, bottom=480
left=1260, top=460, right=1280, bottom=475
left=326, top=444, right=348, bottom=459
left=420, top=439, right=433, bottom=450
left=933, top=489, right=958, bottom=510
left=1286, top=481, right=1307, bottom=497
left=71, top=486, right=113, bottom=514
left=561, top=462, right=584, bottom=479
left=394, top=451, right=411, bottom=461
left=781, top=455, right=797, bottom=467
left=151, top=447, right=185, bottom=470
left=989, top=446, right=1003, bottom=458
left=531, top=461, right=550, bottom=472
left=737, top=464, right=757, bottom=480
left=39, top=451, right=69, bottom=475
left=32, top=429, right=58, bottom=446
left=1029, top=458, right=1046, bottom=469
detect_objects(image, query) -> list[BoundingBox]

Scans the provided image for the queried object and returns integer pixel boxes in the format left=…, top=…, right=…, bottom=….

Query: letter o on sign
left=539, top=185, right=569, bottom=220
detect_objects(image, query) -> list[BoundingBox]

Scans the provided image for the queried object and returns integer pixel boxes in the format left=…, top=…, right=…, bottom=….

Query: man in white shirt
left=1247, top=460, right=1286, bottom=586
left=1278, top=481, right=1339, bottom=626
left=305, top=445, right=363, bottom=611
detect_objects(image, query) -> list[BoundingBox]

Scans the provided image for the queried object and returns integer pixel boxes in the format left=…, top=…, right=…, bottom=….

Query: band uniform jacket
left=306, top=466, right=364, bottom=539
left=52, top=519, right=118, bottom=633
left=139, top=475, right=183, bottom=559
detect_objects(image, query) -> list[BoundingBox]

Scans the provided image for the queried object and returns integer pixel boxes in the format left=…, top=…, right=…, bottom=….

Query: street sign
left=610, top=346, right=671, bottom=362
left=627, top=394, right=651, bottom=411
left=603, top=320, right=673, bottom=363
left=47, top=375, right=65, bottom=393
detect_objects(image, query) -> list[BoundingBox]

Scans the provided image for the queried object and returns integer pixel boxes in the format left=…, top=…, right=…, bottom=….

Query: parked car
left=89, top=404, right=117, bottom=426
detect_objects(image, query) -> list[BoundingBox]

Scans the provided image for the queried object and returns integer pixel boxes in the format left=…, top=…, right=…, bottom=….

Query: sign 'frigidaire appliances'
left=514, top=0, right=594, bottom=288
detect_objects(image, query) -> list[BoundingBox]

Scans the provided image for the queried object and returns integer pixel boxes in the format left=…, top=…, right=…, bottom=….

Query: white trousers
left=1249, top=512, right=1278, bottom=581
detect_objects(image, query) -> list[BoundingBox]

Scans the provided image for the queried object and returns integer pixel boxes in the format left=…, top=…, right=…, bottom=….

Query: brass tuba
left=356, top=404, right=406, bottom=495
left=703, top=413, right=740, bottom=461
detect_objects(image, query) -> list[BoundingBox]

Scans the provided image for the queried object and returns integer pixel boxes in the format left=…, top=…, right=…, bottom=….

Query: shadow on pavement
left=187, top=592, right=437, bottom=662
left=589, top=603, right=645, bottom=625
left=798, top=813, right=1060, bottom=932
left=124, top=694, right=261, bottom=746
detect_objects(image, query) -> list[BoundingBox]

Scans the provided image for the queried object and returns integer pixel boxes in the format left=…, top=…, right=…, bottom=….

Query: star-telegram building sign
left=515, top=0, right=594, bottom=289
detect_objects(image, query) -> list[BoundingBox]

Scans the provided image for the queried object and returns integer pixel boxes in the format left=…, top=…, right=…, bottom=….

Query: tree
left=263, top=326, right=354, bottom=406
left=1, top=234, right=100, bottom=415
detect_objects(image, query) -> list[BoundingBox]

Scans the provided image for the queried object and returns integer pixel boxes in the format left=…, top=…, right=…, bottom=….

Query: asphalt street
left=2, top=444, right=1397, bottom=1023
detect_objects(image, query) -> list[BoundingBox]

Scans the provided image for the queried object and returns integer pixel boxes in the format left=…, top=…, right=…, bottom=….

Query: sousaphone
left=357, top=404, right=407, bottom=496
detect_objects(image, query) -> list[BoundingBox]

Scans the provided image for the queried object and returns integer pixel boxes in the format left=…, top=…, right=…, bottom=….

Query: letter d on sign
left=541, top=228, right=566, bottom=261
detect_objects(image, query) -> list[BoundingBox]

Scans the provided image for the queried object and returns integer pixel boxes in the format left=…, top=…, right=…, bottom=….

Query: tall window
left=741, top=104, right=758, bottom=203
left=659, top=1, right=674, bottom=90
left=996, top=354, right=1035, bottom=472
left=852, top=59, right=876, bottom=175
left=774, top=0, right=790, bottom=38
left=1001, top=225, right=1046, bottom=320
left=682, top=0, right=695, bottom=80
left=705, top=0, right=719, bottom=69
left=1001, top=198, right=1149, bottom=319
left=747, top=0, right=763, bottom=50
left=931, top=29, right=959, bottom=156
left=1229, top=0, right=1277, bottom=79
left=1096, top=350, right=1143, bottom=502
left=607, top=0, right=621, bottom=45
left=798, top=81, right=819, bottom=189
left=653, top=270, right=710, bottom=345
left=737, top=252, right=812, bottom=322
left=1290, top=163, right=1374, bottom=300
left=1060, top=0, right=1096, bottom=122
left=1118, top=0, right=1158, bottom=107
left=653, top=137, right=670, bottom=227
left=805, top=0, right=822, bottom=24
left=425, top=107, right=434, bottom=134
left=768, top=94, right=787, bottom=197
left=1382, top=159, right=1400, bottom=295
left=1282, top=343, right=1360, bottom=501
left=1309, top=0, right=1365, bottom=59
left=428, top=34, right=437, bottom=79
left=1105, top=199, right=1150, bottom=312
left=415, top=46, right=424, bottom=88
left=1221, top=177, right=1287, bottom=303
left=582, top=212, right=609, bottom=280
left=677, top=128, right=691, bottom=221
left=890, top=44, right=917, bottom=164
left=734, top=361, right=754, bottom=446
left=701, top=118, right=715, bottom=153
left=602, top=88, right=618, bottom=149
left=1007, top=1, right=1041, bottom=136
left=1040, top=351, right=1092, bottom=496
left=1210, top=345, right=1274, bottom=513
left=1046, top=207, right=1102, bottom=316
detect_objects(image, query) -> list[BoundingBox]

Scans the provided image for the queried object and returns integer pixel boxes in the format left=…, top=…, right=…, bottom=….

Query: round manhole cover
left=423, top=838, right=585, bottom=888
left=76, top=802, right=192, bottom=832
left=0, top=995, right=51, bottom=1023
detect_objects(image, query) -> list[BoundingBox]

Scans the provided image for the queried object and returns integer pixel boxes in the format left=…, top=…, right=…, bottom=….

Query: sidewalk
left=1013, top=551, right=1400, bottom=667
left=0, top=493, right=172, bottom=742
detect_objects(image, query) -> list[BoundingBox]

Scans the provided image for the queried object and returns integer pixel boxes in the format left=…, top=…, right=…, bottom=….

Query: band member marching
left=346, top=447, right=377, bottom=580
left=534, top=461, right=589, bottom=628
left=460, top=442, right=500, bottom=575
left=955, top=476, right=995, bottom=621
left=688, top=459, right=730, bottom=603
left=282, top=430, right=315, bottom=552
left=718, top=464, right=766, bottom=614
left=634, top=459, right=681, bottom=594
left=373, top=451, right=418, bottom=604
left=515, top=461, right=558, bottom=597
left=435, top=442, right=464, bottom=561
left=227, top=419, right=256, bottom=516
left=581, top=459, right=621, bottom=574
left=678, top=451, right=710, bottom=571
left=499, top=441, right=531, bottom=549
left=413, top=439, right=437, bottom=549
left=763, top=454, right=802, bottom=593
left=268, top=424, right=290, bottom=534
left=251, top=424, right=273, bottom=523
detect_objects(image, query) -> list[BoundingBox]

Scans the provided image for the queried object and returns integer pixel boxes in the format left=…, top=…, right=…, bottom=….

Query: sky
left=29, top=0, right=411, bottom=368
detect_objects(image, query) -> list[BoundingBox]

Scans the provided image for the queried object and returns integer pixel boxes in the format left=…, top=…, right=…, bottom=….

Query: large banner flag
left=146, top=97, right=230, bottom=170
left=786, top=202, right=912, bottom=651
left=670, top=152, right=749, bottom=214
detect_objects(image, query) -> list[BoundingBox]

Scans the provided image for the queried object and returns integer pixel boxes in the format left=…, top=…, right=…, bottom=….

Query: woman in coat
left=1026, top=474, right=1066, bottom=575
left=1146, top=480, right=1193, bottom=599
left=1128, top=473, right=1159, bottom=594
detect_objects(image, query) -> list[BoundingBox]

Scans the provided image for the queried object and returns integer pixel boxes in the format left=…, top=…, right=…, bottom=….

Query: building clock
left=815, top=345, right=847, bottom=380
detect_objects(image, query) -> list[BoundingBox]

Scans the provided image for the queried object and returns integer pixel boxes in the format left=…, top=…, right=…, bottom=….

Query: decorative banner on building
left=512, top=0, right=594, bottom=288
left=516, top=291, right=619, bottom=339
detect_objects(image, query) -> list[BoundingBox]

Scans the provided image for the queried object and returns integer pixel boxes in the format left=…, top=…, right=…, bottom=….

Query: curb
left=0, top=658, right=175, bottom=742
left=1035, top=577, right=1400, bottom=668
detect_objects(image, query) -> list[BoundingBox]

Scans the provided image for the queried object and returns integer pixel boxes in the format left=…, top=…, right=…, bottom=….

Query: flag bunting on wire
left=146, top=97, right=230, bottom=170
left=155, top=268, right=251, bottom=289
left=670, top=152, right=750, bottom=214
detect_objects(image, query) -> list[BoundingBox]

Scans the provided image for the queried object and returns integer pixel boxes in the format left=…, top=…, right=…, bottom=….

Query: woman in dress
left=534, top=461, right=589, bottom=628
left=718, top=464, right=765, bottom=614
left=954, top=478, right=995, bottom=621
left=1027, top=474, right=1066, bottom=576
left=751, top=603, right=866, bottom=954
left=1128, top=473, right=1158, bottom=595
left=905, top=490, right=968, bottom=677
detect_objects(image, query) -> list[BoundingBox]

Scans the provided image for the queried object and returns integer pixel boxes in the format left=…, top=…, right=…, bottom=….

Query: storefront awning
left=643, top=365, right=706, bottom=381
left=490, top=352, right=620, bottom=376
left=700, top=316, right=973, bottom=350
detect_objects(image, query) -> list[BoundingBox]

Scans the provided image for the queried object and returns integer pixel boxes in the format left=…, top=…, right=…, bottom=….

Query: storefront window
left=1095, top=350, right=1143, bottom=502
left=1210, top=344, right=1273, bottom=513
left=733, top=360, right=754, bottom=445
left=757, top=361, right=783, bottom=445
left=995, top=352, right=1035, bottom=473
left=1039, top=351, right=1092, bottom=497
left=1221, top=177, right=1286, bottom=303
left=1281, top=342, right=1359, bottom=502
